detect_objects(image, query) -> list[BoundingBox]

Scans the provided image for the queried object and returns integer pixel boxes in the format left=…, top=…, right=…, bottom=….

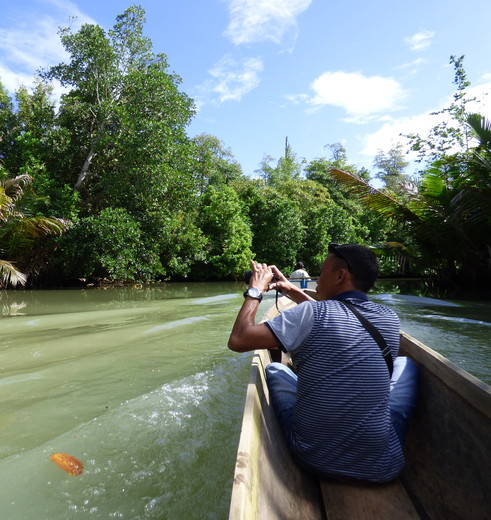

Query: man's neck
left=332, top=290, right=368, bottom=301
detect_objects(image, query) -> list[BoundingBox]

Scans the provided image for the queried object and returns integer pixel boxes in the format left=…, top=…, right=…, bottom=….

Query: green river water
left=0, top=282, right=490, bottom=519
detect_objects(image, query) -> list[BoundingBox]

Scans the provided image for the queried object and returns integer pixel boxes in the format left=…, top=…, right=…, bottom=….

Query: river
left=0, top=282, right=490, bottom=519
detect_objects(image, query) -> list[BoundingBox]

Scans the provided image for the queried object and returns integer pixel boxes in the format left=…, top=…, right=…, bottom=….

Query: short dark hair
left=328, top=243, right=379, bottom=292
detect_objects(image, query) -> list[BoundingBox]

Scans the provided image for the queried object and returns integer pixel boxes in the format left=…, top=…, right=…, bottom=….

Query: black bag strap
left=340, top=300, right=394, bottom=377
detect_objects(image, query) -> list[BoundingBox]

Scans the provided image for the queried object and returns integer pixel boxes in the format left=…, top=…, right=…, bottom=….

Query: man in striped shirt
left=228, top=244, right=418, bottom=483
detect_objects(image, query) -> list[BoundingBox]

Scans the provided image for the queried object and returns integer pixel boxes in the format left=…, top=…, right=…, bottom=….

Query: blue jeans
left=389, top=356, right=419, bottom=444
left=265, top=356, right=418, bottom=447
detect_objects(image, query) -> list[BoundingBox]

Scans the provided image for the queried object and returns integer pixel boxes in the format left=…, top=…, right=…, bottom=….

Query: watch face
left=245, top=287, right=262, bottom=300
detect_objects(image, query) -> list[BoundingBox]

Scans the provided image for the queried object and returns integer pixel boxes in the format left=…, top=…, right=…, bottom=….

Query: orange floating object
left=50, top=453, right=84, bottom=476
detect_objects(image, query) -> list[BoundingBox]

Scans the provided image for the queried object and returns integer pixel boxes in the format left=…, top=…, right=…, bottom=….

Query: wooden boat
left=228, top=296, right=491, bottom=520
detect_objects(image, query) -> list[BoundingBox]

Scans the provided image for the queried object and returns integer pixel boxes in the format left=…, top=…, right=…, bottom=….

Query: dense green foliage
left=328, top=57, right=491, bottom=296
left=0, top=7, right=489, bottom=297
left=0, top=170, right=67, bottom=286
left=59, top=207, right=162, bottom=281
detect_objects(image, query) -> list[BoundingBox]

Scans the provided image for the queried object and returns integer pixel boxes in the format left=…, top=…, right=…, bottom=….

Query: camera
left=244, top=270, right=252, bottom=285
left=244, top=270, right=279, bottom=285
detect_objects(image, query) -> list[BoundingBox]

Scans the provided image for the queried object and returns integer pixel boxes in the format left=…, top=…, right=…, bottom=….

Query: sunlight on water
left=0, top=284, right=250, bottom=519
left=0, top=360, right=249, bottom=519
left=373, top=293, right=491, bottom=383
left=0, top=283, right=490, bottom=519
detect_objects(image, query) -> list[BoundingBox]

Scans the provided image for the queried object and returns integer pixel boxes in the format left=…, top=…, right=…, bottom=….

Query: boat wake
left=0, top=354, right=250, bottom=519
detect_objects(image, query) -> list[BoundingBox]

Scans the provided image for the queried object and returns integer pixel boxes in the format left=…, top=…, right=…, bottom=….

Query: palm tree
left=0, top=171, right=67, bottom=288
left=329, top=128, right=491, bottom=294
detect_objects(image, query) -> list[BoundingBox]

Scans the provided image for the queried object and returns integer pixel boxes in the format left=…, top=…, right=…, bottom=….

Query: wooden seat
left=320, top=478, right=420, bottom=520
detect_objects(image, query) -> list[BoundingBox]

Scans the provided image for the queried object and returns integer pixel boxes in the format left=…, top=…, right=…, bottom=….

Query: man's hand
left=248, top=261, right=274, bottom=292
left=228, top=260, right=281, bottom=352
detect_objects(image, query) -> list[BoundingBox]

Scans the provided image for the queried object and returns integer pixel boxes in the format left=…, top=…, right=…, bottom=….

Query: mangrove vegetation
left=0, top=6, right=490, bottom=298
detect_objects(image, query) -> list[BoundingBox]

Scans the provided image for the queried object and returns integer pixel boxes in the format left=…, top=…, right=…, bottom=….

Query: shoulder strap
left=340, top=300, right=394, bottom=377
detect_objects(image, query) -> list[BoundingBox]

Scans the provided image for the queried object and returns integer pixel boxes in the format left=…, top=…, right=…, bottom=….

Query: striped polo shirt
left=266, top=291, right=405, bottom=482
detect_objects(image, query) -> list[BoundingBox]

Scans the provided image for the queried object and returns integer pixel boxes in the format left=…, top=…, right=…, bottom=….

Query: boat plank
left=229, top=349, right=324, bottom=520
left=320, top=479, right=420, bottom=520
left=400, top=331, right=491, bottom=520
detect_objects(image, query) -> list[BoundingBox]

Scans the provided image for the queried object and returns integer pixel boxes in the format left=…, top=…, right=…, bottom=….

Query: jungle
left=1, top=6, right=490, bottom=299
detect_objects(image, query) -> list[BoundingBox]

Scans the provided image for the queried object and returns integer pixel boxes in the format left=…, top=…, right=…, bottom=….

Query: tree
left=405, top=55, right=477, bottom=164
left=193, top=185, right=253, bottom=279
left=41, top=5, right=196, bottom=214
left=12, top=82, right=79, bottom=220
left=250, top=192, right=303, bottom=269
left=0, top=81, right=16, bottom=166
left=58, top=207, right=161, bottom=282
left=233, top=178, right=303, bottom=270
left=256, top=137, right=305, bottom=186
left=328, top=141, right=491, bottom=294
left=326, top=143, right=348, bottom=164
left=373, top=144, right=410, bottom=193
left=305, top=143, right=366, bottom=192
left=191, top=134, right=243, bottom=195
left=37, top=5, right=201, bottom=281
left=0, top=169, right=67, bottom=287
left=305, top=153, right=397, bottom=247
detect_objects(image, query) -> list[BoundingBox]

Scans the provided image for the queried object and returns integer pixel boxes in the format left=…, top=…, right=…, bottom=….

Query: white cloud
left=208, top=55, right=264, bottom=102
left=284, top=93, right=309, bottom=104
left=224, top=0, right=312, bottom=46
left=361, top=113, right=437, bottom=158
left=0, top=0, right=96, bottom=93
left=360, top=80, right=491, bottom=159
left=395, top=58, right=426, bottom=75
left=404, top=31, right=435, bottom=52
left=0, top=63, right=35, bottom=94
left=308, top=71, right=408, bottom=122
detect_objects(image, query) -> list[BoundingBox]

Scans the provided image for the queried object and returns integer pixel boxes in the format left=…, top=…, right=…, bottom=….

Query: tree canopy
left=0, top=9, right=488, bottom=297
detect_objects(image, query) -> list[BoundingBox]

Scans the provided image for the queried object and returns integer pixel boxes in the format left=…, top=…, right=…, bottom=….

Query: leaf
left=329, top=168, right=418, bottom=222
left=467, top=113, right=491, bottom=148
left=0, top=260, right=28, bottom=287
left=50, top=453, right=84, bottom=476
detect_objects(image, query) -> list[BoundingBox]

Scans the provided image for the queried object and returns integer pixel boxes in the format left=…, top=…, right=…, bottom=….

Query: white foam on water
left=0, top=355, right=249, bottom=520
left=142, top=316, right=208, bottom=335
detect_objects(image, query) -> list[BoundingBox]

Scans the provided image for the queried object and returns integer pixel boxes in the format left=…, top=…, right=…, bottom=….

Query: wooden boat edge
left=399, top=330, right=491, bottom=418
left=228, top=348, right=325, bottom=520
left=229, top=298, right=491, bottom=519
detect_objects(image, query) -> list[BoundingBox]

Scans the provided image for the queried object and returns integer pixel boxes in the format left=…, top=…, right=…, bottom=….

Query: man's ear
left=334, top=268, right=348, bottom=284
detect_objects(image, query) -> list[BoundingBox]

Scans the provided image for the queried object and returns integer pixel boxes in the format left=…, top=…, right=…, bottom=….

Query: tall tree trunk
left=74, top=144, right=97, bottom=191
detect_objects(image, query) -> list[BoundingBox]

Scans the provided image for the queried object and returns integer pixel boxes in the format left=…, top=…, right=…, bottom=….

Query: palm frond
left=18, top=216, right=68, bottom=239
left=0, top=187, right=11, bottom=217
left=450, top=188, right=491, bottom=228
left=467, top=113, right=491, bottom=148
left=0, top=174, right=33, bottom=202
left=419, top=173, right=445, bottom=198
left=0, top=260, right=28, bottom=287
left=330, top=169, right=418, bottom=220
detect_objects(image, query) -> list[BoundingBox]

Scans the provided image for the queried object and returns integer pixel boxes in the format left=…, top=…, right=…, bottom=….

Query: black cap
left=328, top=243, right=379, bottom=292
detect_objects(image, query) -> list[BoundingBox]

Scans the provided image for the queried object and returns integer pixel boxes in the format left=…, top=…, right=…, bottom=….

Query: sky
left=1, top=0, right=491, bottom=180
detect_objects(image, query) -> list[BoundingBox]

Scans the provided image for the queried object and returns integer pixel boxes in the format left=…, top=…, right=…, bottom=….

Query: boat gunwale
left=229, top=296, right=491, bottom=520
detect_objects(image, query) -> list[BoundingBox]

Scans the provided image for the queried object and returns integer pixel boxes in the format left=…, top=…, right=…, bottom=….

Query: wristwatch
left=243, top=287, right=263, bottom=302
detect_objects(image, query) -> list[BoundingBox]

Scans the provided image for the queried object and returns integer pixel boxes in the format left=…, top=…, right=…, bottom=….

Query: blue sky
left=1, top=0, right=491, bottom=179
